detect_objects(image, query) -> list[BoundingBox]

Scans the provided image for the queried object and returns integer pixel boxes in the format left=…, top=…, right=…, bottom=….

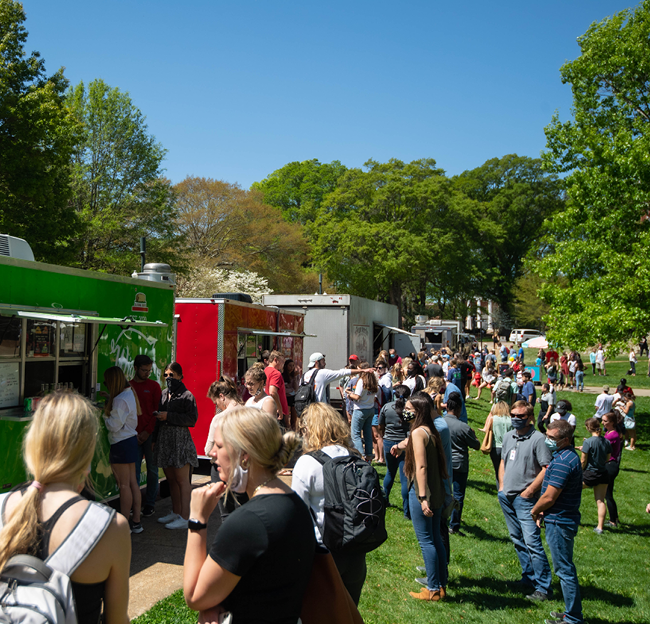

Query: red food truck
left=174, top=295, right=308, bottom=457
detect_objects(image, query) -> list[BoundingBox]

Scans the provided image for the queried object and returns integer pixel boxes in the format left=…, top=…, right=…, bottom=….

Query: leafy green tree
left=66, top=79, right=181, bottom=273
left=454, top=154, right=564, bottom=316
left=251, top=159, right=347, bottom=225
left=0, top=0, right=81, bottom=262
left=539, top=2, right=650, bottom=352
left=311, top=158, right=482, bottom=324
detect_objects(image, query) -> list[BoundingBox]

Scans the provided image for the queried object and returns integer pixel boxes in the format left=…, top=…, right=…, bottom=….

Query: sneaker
left=158, top=512, right=180, bottom=524
left=548, top=612, right=564, bottom=619
left=142, top=505, right=155, bottom=518
left=415, top=577, right=427, bottom=586
left=526, top=590, right=549, bottom=602
left=130, top=521, right=144, bottom=534
left=625, top=446, right=635, bottom=451
left=594, top=527, right=603, bottom=535
left=416, top=566, right=426, bottom=573
left=165, top=516, right=189, bottom=530
left=606, top=521, right=618, bottom=528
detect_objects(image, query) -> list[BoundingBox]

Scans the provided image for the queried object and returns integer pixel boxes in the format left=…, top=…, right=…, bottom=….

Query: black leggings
left=605, top=461, right=620, bottom=524
left=490, top=446, right=502, bottom=483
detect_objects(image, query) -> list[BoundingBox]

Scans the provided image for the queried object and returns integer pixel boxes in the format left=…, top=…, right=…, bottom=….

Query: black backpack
left=308, top=451, right=387, bottom=555
left=294, top=370, right=318, bottom=417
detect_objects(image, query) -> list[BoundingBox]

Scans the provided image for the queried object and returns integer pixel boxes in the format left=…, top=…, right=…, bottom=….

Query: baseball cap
left=308, top=352, right=325, bottom=368
left=348, top=354, right=359, bottom=361
left=602, top=385, right=610, bottom=392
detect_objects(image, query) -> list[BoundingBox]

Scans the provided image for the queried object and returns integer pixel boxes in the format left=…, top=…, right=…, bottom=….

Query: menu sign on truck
left=0, top=362, right=20, bottom=408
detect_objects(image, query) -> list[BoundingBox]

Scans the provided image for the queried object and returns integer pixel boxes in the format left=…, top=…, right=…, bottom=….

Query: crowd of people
left=0, top=341, right=646, bottom=624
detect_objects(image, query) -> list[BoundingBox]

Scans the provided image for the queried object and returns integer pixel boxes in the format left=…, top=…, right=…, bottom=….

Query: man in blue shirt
left=522, top=371, right=536, bottom=407
left=441, top=378, right=468, bottom=423
left=532, top=420, right=583, bottom=624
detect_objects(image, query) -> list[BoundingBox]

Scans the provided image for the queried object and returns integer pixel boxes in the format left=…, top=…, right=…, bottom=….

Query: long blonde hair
left=219, top=407, right=300, bottom=490
left=0, top=391, right=99, bottom=571
left=104, top=365, right=141, bottom=417
left=300, top=403, right=356, bottom=453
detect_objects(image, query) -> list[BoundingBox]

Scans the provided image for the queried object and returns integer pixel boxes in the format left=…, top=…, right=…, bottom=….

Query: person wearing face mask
left=531, top=420, right=584, bottom=624
left=378, top=384, right=412, bottom=519
left=498, top=401, right=553, bottom=603
left=184, top=408, right=314, bottom=624
left=154, top=362, right=199, bottom=530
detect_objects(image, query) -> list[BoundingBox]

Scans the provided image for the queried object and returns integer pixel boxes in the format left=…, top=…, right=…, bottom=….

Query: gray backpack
left=494, top=377, right=512, bottom=403
left=0, top=493, right=115, bottom=624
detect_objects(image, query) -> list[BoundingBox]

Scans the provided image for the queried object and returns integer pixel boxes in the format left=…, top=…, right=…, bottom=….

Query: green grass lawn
left=134, top=389, right=650, bottom=624
left=522, top=348, right=650, bottom=390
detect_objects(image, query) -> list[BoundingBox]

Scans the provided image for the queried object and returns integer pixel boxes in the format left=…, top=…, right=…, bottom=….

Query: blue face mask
left=511, top=417, right=529, bottom=430
left=545, top=438, right=558, bottom=452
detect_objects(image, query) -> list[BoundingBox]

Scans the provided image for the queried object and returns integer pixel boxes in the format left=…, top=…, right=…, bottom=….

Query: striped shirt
left=541, top=446, right=582, bottom=524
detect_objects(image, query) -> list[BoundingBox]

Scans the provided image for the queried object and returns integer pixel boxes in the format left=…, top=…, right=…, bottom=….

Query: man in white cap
left=302, top=352, right=368, bottom=404
left=594, top=385, right=613, bottom=419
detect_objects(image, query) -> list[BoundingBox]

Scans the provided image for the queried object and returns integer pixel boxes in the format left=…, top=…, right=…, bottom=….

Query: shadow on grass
left=467, top=478, right=498, bottom=496
left=460, top=523, right=511, bottom=544
left=619, top=467, right=648, bottom=473
left=447, top=576, right=635, bottom=612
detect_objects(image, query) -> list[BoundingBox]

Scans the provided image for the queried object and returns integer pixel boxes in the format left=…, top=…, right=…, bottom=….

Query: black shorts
left=109, top=435, right=139, bottom=464
left=287, top=395, right=295, bottom=407
left=583, top=469, right=609, bottom=487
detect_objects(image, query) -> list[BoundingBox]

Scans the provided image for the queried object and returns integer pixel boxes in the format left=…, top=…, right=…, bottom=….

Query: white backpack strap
left=46, top=501, right=116, bottom=575
left=0, top=491, right=9, bottom=529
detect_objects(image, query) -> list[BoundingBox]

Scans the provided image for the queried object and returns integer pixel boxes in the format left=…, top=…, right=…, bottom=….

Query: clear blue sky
left=22, top=0, right=635, bottom=188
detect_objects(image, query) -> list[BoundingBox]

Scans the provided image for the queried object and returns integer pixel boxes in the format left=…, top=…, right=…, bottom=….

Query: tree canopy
left=538, top=0, right=650, bottom=352
left=0, top=0, right=81, bottom=263
left=174, top=176, right=317, bottom=293
left=66, top=79, right=181, bottom=273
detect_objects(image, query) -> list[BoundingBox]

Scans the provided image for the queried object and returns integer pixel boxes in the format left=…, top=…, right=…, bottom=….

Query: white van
left=509, top=328, right=544, bottom=343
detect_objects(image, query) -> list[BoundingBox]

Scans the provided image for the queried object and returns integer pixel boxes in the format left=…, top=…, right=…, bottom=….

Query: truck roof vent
left=212, top=293, right=253, bottom=304
left=132, top=262, right=176, bottom=285
left=0, top=234, right=35, bottom=261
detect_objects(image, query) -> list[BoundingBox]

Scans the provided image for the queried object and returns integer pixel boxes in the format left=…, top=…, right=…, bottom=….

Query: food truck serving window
left=0, top=310, right=166, bottom=412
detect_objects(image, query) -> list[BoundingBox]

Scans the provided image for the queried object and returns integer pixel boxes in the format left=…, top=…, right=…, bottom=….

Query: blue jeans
left=575, top=371, right=584, bottom=391
left=497, top=491, right=552, bottom=594
left=382, top=439, right=409, bottom=519
left=351, top=408, right=374, bottom=458
left=135, top=435, right=159, bottom=507
left=449, top=469, right=468, bottom=531
left=408, top=488, right=447, bottom=591
left=545, top=521, right=583, bottom=624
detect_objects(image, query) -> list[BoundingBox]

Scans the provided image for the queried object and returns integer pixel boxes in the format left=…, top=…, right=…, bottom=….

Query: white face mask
left=230, top=463, right=249, bottom=493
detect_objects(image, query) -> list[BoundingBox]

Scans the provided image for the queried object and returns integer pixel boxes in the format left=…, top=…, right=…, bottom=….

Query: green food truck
left=0, top=253, right=175, bottom=500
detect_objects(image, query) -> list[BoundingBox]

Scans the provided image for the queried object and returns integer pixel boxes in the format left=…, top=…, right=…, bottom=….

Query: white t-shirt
left=104, top=388, right=138, bottom=445
left=550, top=412, right=577, bottom=428
left=403, top=375, right=425, bottom=393
left=596, top=349, right=605, bottom=364
left=302, top=367, right=350, bottom=403
left=291, top=444, right=351, bottom=543
left=629, top=351, right=637, bottom=363
left=351, top=378, right=376, bottom=410
left=594, top=393, right=614, bottom=418
left=245, top=394, right=276, bottom=412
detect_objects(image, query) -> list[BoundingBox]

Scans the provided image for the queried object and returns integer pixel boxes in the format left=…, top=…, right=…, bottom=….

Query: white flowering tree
left=176, top=266, right=273, bottom=303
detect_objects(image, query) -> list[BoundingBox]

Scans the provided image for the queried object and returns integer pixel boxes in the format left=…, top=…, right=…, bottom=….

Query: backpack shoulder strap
left=46, top=501, right=116, bottom=576
left=0, top=492, right=9, bottom=529
left=307, top=449, right=330, bottom=465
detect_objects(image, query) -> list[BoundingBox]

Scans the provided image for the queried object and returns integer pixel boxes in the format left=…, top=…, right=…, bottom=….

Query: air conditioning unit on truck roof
left=0, top=235, right=35, bottom=261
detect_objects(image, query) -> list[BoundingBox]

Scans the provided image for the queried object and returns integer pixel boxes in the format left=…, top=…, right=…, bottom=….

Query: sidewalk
left=566, top=385, right=650, bottom=397
left=127, top=472, right=294, bottom=619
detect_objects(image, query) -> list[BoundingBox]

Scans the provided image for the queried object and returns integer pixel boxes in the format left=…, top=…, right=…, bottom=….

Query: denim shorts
left=109, top=435, right=139, bottom=464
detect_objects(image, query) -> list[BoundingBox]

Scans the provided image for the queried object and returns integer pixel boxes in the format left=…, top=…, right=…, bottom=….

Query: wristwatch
left=418, top=495, right=427, bottom=502
left=187, top=518, right=208, bottom=531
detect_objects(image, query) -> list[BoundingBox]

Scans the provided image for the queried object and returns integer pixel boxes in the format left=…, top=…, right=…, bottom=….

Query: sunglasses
left=164, top=373, right=175, bottom=378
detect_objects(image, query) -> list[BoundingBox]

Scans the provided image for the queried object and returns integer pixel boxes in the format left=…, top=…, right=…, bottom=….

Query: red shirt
left=130, top=378, right=162, bottom=435
left=546, top=350, right=558, bottom=363
left=265, top=366, right=289, bottom=415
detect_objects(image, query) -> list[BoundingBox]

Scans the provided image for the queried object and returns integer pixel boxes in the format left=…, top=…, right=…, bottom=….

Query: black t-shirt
left=425, top=363, right=444, bottom=379
left=459, top=361, right=473, bottom=387
left=209, top=492, right=315, bottom=623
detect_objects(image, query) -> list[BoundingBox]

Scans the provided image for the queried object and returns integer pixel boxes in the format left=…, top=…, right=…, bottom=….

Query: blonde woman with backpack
left=292, top=402, right=367, bottom=605
left=0, top=391, right=131, bottom=624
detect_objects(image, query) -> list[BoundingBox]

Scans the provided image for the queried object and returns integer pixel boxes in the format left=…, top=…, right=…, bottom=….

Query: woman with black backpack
left=292, top=403, right=368, bottom=605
